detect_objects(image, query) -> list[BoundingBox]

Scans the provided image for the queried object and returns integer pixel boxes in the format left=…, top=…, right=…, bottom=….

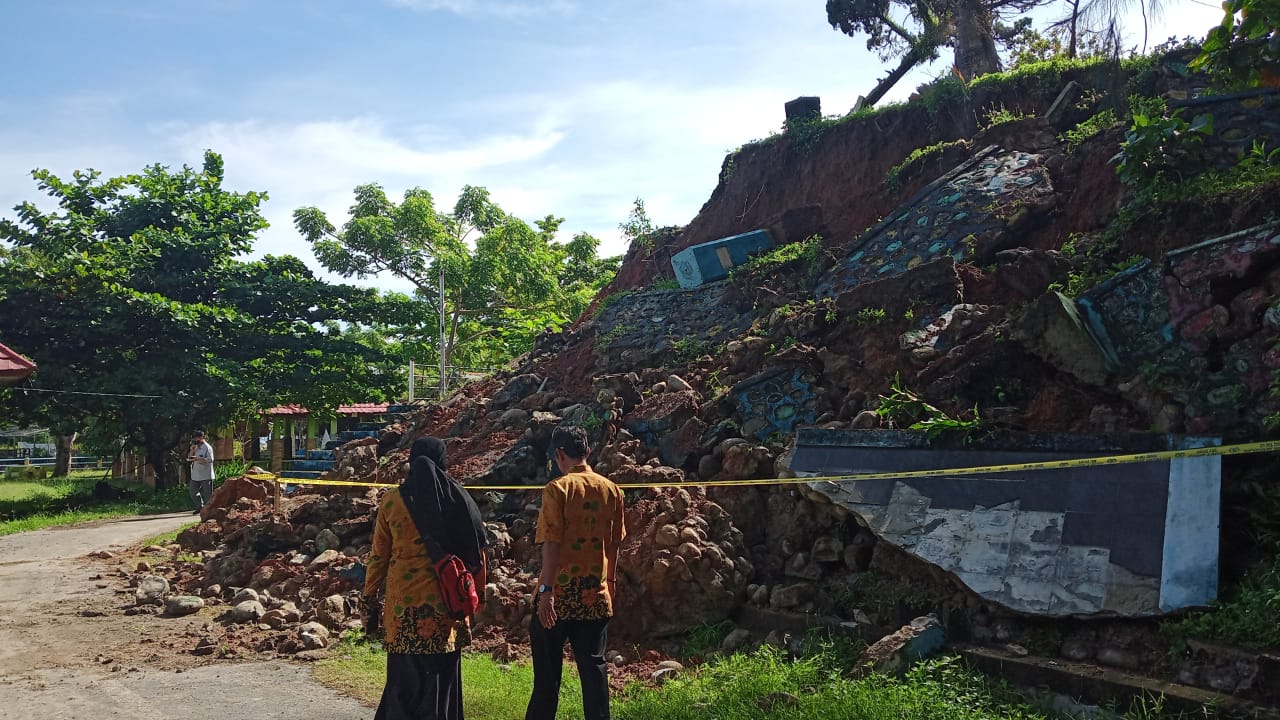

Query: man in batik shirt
left=526, top=424, right=626, bottom=720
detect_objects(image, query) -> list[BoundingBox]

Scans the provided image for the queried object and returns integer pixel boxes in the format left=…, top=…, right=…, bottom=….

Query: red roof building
left=0, top=342, right=35, bottom=386
left=262, top=403, right=391, bottom=417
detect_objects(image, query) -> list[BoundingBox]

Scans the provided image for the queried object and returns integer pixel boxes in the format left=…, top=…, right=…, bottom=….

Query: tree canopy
left=826, top=0, right=1047, bottom=106
left=0, top=152, right=418, bottom=484
left=294, top=184, right=620, bottom=391
left=1192, top=0, right=1280, bottom=87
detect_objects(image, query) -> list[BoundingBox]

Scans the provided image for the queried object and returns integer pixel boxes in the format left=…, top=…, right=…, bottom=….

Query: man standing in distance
left=526, top=425, right=626, bottom=720
left=187, top=430, right=216, bottom=515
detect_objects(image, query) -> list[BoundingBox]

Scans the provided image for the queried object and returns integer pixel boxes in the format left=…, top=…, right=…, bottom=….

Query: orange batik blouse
left=362, top=488, right=471, bottom=654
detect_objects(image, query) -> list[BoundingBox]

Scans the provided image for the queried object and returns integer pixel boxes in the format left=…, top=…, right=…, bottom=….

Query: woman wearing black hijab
left=362, top=437, right=489, bottom=720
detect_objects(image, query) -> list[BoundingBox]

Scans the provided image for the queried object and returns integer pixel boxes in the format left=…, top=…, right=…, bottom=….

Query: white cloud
left=174, top=117, right=563, bottom=183
left=2, top=0, right=1228, bottom=294
left=387, top=0, right=576, bottom=19
left=164, top=117, right=567, bottom=285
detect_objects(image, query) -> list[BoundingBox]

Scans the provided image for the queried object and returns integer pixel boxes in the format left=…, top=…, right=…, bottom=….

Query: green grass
left=317, top=637, right=1217, bottom=719
left=1163, top=556, right=1280, bottom=651
left=141, top=521, right=199, bottom=548
left=615, top=651, right=1051, bottom=720
left=682, top=620, right=736, bottom=662
left=315, top=635, right=585, bottom=719
left=731, top=234, right=821, bottom=279
left=0, top=480, right=72, bottom=502
left=0, top=475, right=192, bottom=537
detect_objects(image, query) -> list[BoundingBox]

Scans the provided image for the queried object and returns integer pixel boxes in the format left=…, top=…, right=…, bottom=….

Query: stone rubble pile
left=161, top=353, right=966, bottom=663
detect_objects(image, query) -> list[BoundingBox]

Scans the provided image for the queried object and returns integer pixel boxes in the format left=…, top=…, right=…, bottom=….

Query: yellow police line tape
left=245, top=438, right=1280, bottom=492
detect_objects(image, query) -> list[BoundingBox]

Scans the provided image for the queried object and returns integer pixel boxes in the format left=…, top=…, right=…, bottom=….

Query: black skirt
left=374, top=651, right=462, bottom=720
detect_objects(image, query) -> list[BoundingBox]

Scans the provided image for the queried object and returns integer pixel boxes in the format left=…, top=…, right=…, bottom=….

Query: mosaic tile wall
left=817, top=146, right=1054, bottom=297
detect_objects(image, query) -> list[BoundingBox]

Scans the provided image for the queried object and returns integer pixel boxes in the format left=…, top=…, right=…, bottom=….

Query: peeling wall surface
left=816, top=146, right=1054, bottom=297
left=1077, top=222, right=1280, bottom=433
left=791, top=429, right=1220, bottom=617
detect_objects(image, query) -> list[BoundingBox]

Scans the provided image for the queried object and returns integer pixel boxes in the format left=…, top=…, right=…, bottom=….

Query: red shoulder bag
left=433, top=553, right=480, bottom=620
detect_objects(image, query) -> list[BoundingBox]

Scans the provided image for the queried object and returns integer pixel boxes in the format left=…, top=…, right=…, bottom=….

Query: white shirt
left=190, top=440, right=216, bottom=482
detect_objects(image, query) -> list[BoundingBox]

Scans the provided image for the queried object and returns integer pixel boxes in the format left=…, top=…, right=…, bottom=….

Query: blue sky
left=0, top=0, right=1223, bottom=292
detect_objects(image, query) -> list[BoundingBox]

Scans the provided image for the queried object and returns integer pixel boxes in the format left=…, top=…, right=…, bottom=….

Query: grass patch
left=616, top=650, right=1049, bottom=720
left=731, top=234, right=822, bottom=280
left=316, top=634, right=585, bottom=719
left=318, top=637, right=1214, bottom=719
left=1061, top=109, right=1119, bottom=152
left=0, top=479, right=77, bottom=502
left=142, top=521, right=199, bottom=548
left=0, top=476, right=192, bottom=537
left=885, top=139, right=968, bottom=193
left=1163, top=556, right=1280, bottom=651
left=682, top=620, right=736, bottom=662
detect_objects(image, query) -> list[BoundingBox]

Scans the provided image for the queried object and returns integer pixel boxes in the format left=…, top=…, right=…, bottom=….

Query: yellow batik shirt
left=534, top=465, right=627, bottom=620
left=362, top=488, right=470, bottom=654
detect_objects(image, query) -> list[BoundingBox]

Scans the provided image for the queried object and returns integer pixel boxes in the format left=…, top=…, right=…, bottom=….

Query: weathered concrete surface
left=1012, top=292, right=1110, bottom=386
left=958, top=645, right=1280, bottom=720
left=671, top=229, right=775, bottom=288
left=6, top=662, right=367, bottom=720
left=792, top=429, right=1220, bottom=617
left=855, top=615, right=946, bottom=677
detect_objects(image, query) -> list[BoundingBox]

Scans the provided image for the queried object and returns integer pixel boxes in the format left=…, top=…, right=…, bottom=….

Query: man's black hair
left=550, top=424, right=589, bottom=460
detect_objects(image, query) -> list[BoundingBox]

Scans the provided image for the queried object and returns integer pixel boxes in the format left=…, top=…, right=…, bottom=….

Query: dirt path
left=0, top=513, right=370, bottom=719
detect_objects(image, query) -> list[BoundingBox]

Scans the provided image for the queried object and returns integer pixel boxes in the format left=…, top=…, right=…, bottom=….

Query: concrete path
left=0, top=513, right=370, bottom=719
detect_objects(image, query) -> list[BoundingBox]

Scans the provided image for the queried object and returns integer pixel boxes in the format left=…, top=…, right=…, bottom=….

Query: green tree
left=1192, top=0, right=1280, bottom=88
left=0, top=152, right=411, bottom=485
left=294, top=185, right=619, bottom=391
left=826, top=0, right=1047, bottom=107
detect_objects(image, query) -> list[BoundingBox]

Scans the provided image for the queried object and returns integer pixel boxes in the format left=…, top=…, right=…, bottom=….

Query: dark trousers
left=188, top=476, right=212, bottom=509
left=526, top=615, right=611, bottom=720
left=375, top=651, right=462, bottom=720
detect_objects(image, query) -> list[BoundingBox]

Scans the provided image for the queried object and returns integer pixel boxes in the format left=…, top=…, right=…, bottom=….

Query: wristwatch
left=538, top=583, right=552, bottom=594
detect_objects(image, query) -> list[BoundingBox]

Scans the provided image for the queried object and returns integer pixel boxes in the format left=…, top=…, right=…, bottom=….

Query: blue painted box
left=670, top=229, right=775, bottom=289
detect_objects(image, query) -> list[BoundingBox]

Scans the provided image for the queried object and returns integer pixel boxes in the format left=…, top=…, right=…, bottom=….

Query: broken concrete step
left=957, top=644, right=1280, bottom=719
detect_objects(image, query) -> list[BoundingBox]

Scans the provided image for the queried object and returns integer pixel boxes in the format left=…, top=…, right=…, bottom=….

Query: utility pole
left=438, top=263, right=447, bottom=400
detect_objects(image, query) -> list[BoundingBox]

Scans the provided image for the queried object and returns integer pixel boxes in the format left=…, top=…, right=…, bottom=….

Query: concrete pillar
left=306, top=417, right=319, bottom=451
left=270, top=420, right=285, bottom=473
left=785, top=96, right=821, bottom=124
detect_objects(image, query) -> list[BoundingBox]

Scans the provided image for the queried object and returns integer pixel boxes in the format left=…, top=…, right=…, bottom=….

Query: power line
left=10, top=387, right=162, bottom=399
left=0, top=427, right=49, bottom=437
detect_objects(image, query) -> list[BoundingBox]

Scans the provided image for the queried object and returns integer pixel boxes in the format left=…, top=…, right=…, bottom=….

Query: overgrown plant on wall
left=875, top=376, right=984, bottom=441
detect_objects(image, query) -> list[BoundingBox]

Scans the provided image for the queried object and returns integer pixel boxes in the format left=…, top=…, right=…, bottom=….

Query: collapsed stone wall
left=157, top=66, right=1280, bottom=703
left=1078, top=222, right=1280, bottom=436
left=602, top=52, right=1208, bottom=294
